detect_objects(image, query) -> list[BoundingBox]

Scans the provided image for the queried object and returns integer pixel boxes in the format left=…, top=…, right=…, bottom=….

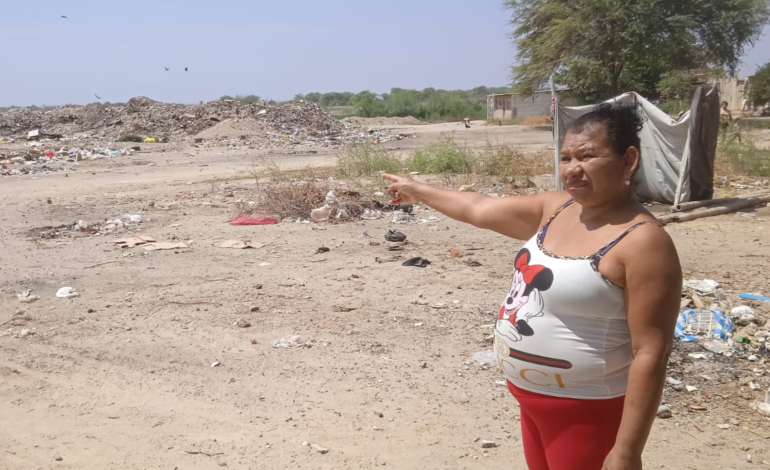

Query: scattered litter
left=688, top=353, right=708, bottom=360
left=259, top=262, right=271, bottom=266
left=748, top=355, right=759, bottom=362
left=684, top=279, right=720, bottom=294
left=17, top=290, right=39, bottom=303
left=219, top=240, right=265, bottom=249
left=675, top=310, right=733, bottom=342
left=686, top=385, right=698, bottom=392
left=114, top=235, right=156, bottom=248
left=211, top=361, right=221, bottom=368
left=143, top=242, right=189, bottom=251
left=272, top=335, right=307, bottom=348
left=17, top=329, right=35, bottom=339
left=360, top=209, right=383, bottom=220
left=739, top=293, right=770, bottom=302
left=478, top=440, right=498, bottom=449
left=657, top=405, right=672, bottom=419
left=56, top=287, right=80, bottom=298
left=311, top=444, right=329, bottom=455
left=463, top=259, right=482, bottom=267
left=230, top=215, right=279, bottom=226
left=373, top=410, right=384, bottom=418
left=402, top=257, right=431, bottom=268
left=473, top=350, right=497, bottom=367
left=235, top=319, right=251, bottom=328
left=689, top=405, right=708, bottom=411
left=666, top=377, right=683, bottom=386
left=310, top=204, right=333, bottom=222
left=449, top=248, right=463, bottom=258
left=391, top=212, right=415, bottom=224
left=385, top=230, right=407, bottom=242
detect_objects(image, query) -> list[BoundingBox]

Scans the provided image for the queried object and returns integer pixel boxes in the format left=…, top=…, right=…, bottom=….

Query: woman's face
left=559, top=124, right=637, bottom=207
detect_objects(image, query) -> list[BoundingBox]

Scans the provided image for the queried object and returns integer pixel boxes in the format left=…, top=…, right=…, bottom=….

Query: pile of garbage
left=1, top=145, right=137, bottom=176
left=0, top=97, right=413, bottom=148
left=665, top=278, right=770, bottom=418
left=29, top=214, right=143, bottom=239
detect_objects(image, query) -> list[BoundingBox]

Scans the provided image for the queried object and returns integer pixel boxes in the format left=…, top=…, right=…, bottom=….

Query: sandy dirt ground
left=1, top=123, right=769, bottom=470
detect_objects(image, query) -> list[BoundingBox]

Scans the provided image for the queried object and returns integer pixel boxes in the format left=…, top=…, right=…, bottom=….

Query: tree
left=506, top=0, right=770, bottom=101
left=750, top=61, right=770, bottom=107
left=657, top=71, right=696, bottom=100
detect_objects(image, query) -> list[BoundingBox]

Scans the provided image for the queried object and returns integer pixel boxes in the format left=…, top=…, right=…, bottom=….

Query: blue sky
left=0, top=1, right=767, bottom=107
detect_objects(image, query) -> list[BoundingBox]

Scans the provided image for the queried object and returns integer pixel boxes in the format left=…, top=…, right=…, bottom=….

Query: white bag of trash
left=683, top=279, right=719, bottom=294
left=272, top=335, right=305, bottom=348
left=311, top=204, right=333, bottom=222
left=325, top=190, right=339, bottom=205
left=56, top=287, right=80, bottom=298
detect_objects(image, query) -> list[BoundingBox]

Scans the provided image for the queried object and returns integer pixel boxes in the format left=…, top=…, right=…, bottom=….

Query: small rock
left=666, top=377, right=682, bottom=386
left=235, top=319, right=251, bottom=328
left=717, top=424, right=730, bottom=429
left=730, top=418, right=741, bottom=426
left=250, top=306, right=260, bottom=312
left=671, top=383, right=685, bottom=392
left=479, top=440, right=498, bottom=449
left=54, top=456, right=63, bottom=461
left=18, top=329, right=35, bottom=338
left=301, top=441, right=310, bottom=447
left=374, top=410, right=384, bottom=418
left=228, top=378, right=236, bottom=384
left=311, top=444, right=329, bottom=454
left=419, top=361, right=428, bottom=369
left=740, top=445, right=751, bottom=451
left=657, top=405, right=672, bottom=419
left=709, top=440, right=725, bottom=447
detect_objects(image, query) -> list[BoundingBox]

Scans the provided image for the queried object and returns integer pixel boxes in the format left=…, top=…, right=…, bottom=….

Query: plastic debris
left=230, top=215, right=279, bottom=226
left=310, top=204, right=333, bottom=222
left=56, top=287, right=80, bottom=298
left=473, top=350, right=497, bottom=367
left=219, top=240, right=265, bottom=249
left=17, top=290, right=39, bottom=303
left=675, top=310, right=733, bottom=342
left=684, top=279, right=720, bottom=294
left=739, top=293, right=770, bottom=302
left=272, top=335, right=306, bottom=348
left=384, top=230, right=407, bottom=242
left=402, top=257, right=431, bottom=268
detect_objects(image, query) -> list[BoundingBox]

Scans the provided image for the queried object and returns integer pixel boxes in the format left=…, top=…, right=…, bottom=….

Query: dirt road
left=1, top=123, right=769, bottom=470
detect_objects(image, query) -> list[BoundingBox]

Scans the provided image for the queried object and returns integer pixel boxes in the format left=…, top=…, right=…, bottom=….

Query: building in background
left=487, top=90, right=574, bottom=120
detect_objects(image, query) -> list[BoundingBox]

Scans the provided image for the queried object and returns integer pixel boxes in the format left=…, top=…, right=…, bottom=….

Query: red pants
left=508, top=381, right=625, bottom=470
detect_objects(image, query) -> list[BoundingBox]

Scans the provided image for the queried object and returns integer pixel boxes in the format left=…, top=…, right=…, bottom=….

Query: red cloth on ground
left=507, top=381, right=625, bottom=470
left=229, top=215, right=278, bottom=226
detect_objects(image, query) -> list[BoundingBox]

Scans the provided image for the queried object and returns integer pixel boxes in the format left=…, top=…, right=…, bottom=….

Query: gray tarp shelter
left=554, top=88, right=719, bottom=205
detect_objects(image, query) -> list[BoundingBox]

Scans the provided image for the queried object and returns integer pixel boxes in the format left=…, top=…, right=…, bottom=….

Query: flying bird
left=185, top=67, right=188, bottom=72
left=61, top=15, right=68, bottom=19
left=164, top=67, right=170, bottom=71
left=95, top=94, right=102, bottom=100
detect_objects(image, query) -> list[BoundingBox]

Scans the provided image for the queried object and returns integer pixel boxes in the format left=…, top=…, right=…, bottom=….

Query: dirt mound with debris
left=0, top=98, right=346, bottom=143
left=341, top=116, right=425, bottom=126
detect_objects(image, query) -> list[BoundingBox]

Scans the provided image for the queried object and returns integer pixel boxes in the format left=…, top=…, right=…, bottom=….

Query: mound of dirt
left=341, top=116, right=425, bottom=126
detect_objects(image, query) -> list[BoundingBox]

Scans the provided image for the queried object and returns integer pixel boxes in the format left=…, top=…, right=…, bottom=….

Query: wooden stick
left=185, top=450, right=224, bottom=457
left=684, top=430, right=711, bottom=447
left=84, top=261, right=122, bottom=269
left=674, top=190, right=770, bottom=212
left=659, top=194, right=770, bottom=225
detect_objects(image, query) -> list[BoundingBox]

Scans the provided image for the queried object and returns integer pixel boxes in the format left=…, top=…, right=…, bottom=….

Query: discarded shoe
left=403, top=257, right=431, bottom=268
left=385, top=230, right=407, bottom=242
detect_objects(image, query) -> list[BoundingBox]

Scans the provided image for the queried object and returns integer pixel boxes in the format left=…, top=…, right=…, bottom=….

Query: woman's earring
left=625, top=179, right=631, bottom=186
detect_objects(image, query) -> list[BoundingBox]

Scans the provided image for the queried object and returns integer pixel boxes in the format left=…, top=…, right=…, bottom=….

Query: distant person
left=383, top=103, right=681, bottom=470
left=730, top=118, right=742, bottom=143
left=719, top=101, right=733, bottom=140
left=462, top=118, right=471, bottom=129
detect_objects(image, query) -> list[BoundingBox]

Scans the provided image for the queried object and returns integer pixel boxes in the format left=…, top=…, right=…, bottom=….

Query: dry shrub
left=523, top=115, right=552, bottom=126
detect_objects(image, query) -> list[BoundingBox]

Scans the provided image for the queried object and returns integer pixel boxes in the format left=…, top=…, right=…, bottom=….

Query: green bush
left=717, top=138, right=770, bottom=177
left=336, top=144, right=403, bottom=178
left=657, top=100, right=690, bottom=115
left=116, top=134, right=143, bottom=142
left=407, top=134, right=476, bottom=174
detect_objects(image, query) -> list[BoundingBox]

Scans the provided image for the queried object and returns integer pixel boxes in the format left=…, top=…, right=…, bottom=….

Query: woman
left=383, top=104, right=682, bottom=470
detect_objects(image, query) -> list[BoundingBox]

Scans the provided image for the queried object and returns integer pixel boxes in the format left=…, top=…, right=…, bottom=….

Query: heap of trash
left=0, top=97, right=413, bottom=148
left=1, top=145, right=137, bottom=176
left=662, top=278, right=770, bottom=419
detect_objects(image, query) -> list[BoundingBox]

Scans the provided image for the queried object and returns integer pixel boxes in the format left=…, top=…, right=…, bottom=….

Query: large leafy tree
left=506, top=0, right=770, bottom=101
left=750, top=61, right=770, bottom=106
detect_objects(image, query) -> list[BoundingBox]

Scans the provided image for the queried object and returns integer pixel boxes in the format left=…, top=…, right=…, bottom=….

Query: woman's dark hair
left=567, top=103, right=644, bottom=157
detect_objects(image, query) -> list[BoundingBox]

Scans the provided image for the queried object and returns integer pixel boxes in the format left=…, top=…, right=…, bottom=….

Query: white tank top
left=495, top=200, right=654, bottom=399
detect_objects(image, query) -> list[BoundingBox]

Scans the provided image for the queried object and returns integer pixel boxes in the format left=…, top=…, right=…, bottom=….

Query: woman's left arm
left=603, top=226, right=682, bottom=470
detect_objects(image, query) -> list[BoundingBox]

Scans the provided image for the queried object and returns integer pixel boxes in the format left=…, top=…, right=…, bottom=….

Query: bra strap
left=537, top=199, right=575, bottom=244
left=590, top=221, right=659, bottom=269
